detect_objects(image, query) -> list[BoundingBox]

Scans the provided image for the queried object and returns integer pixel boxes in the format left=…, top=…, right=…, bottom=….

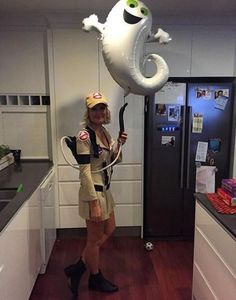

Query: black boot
left=89, top=270, right=118, bottom=293
left=64, top=258, right=86, bottom=297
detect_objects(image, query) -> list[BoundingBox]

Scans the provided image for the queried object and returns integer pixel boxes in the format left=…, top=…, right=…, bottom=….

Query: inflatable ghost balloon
left=82, top=0, right=171, bottom=96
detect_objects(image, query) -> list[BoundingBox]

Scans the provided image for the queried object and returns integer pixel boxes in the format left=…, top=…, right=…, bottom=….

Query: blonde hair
left=80, top=107, right=111, bottom=127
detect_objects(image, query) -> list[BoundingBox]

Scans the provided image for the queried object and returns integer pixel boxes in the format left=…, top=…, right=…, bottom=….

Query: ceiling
left=0, top=0, right=235, bottom=20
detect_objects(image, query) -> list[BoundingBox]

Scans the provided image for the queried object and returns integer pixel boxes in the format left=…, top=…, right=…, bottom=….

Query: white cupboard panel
left=0, top=262, right=6, bottom=300
left=112, top=164, right=142, bottom=181
left=52, top=29, right=100, bottom=165
left=191, top=29, right=235, bottom=77
left=196, top=203, right=236, bottom=274
left=25, top=188, right=40, bottom=208
left=58, top=165, right=80, bottom=181
left=0, top=202, right=40, bottom=300
left=0, top=205, right=30, bottom=300
left=59, top=206, right=86, bottom=228
left=59, top=181, right=141, bottom=205
left=0, top=185, right=43, bottom=300
left=194, top=227, right=236, bottom=300
left=192, top=263, right=216, bottom=300
left=0, top=31, right=47, bottom=94
left=115, top=204, right=142, bottom=226
left=59, top=204, right=142, bottom=228
left=111, top=181, right=142, bottom=204
left=58, top=164, right=142, bottom=181
left=59, top=182, right=80, bottom=205
left=145, top=29, right=192, bottom=77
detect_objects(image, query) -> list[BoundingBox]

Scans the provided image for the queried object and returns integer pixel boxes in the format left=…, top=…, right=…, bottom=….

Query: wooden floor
left=30, top=237, right=193, bottom=300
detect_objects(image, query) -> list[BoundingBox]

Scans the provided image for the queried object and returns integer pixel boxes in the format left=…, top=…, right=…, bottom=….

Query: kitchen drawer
left=194, top=227, right=236, bottom=299
left=195, top=202, right=236, bottom=274
left=59, top=182, right=80, bottom=205
left=58, top=164, right=142, bottom=181
left=58, top=166, right=79, bottom=182
left=192, top=263, right=216, bottom=300
left=115, top=204, right=142, bottom=226
left=59, top=206, right=85, bottom=228
left=59, top=204, right=142, bottom=228
left=59, top=181, right=142, bottom=205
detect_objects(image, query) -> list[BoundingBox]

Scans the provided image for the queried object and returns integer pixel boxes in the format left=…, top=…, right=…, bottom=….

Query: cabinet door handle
left=186, top=106, right=192, bottom=189
left=48, top=183, right=53, bottom=191
left=180, top=105, right=186, bottom=189
left=0, top=264, right=4, bottom=273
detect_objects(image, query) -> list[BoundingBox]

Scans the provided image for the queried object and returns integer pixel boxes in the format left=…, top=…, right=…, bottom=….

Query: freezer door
left=144, top=82, right=187, bottom=238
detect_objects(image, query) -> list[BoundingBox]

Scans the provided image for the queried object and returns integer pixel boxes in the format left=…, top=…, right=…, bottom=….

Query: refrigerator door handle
left=186, top=106, right=192, bottom=189
left=180, top=105, right=186, bottom=189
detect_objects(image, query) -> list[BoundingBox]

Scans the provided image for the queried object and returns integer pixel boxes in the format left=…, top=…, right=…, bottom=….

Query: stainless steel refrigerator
left=144, top=81, right=234, bottom=239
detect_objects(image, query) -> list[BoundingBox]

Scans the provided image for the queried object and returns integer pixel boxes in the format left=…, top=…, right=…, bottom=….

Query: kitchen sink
left=0, top=189, right=17, bottom=200
left=0, top=200, right=10, bottom=212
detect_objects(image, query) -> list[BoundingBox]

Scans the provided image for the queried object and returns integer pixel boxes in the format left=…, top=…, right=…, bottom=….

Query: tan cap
left=86, top=92, right=108, bottom=108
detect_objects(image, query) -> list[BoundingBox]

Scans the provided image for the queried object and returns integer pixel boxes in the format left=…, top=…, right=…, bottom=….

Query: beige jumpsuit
left=76, top=126, right=121, bottom=221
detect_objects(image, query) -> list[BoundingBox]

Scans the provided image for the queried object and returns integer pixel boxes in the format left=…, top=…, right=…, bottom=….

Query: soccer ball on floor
left=144, top=241, right=154, bottom=251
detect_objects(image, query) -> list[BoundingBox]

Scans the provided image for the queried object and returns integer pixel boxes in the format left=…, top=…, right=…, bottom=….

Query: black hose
left=119, top=103, right=128, bottom=133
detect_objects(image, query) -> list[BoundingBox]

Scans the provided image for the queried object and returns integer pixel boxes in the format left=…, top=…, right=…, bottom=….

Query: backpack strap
left=85, top=126, right=99, bottom=158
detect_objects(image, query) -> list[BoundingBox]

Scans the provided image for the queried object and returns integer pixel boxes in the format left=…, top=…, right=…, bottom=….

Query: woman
left=64, top=92, right=128, bottom=297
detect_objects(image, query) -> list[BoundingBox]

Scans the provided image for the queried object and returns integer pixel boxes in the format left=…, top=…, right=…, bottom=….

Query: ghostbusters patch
left=93, top=92, right=103, bottom=99
left=78, top=130, right=89, bottom=141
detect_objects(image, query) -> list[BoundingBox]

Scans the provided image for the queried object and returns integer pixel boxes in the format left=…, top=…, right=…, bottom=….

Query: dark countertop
left=195, top=193, right=236, bottom=240
left=0, top=160, right=53, bottom=233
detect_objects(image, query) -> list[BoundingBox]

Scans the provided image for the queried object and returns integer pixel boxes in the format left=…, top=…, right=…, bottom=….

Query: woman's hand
left=117, top=132, right=128, bottom=145
left=89, top=200, right=102, bottom=222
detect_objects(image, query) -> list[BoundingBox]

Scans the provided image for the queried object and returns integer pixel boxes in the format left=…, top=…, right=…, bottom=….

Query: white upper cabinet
left=50, top=29, right=100, bottom=164
left=191, top=28, right=236, bottom=77
left=144, top=28, right=192, bottom=77
left=145, top=26, right=236, bottom=78
left=0, top=30, right=47, bottom=94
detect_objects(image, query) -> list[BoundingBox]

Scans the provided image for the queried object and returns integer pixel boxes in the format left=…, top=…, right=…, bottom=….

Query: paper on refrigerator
left=192, top=114, right=203, bottom=133
left=195, top=166, right=216, bottom=193
left=195, top=141, right=208, bottom=162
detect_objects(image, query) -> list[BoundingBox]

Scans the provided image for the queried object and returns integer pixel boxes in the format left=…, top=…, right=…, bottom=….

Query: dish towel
left=206, top=193, right=236, bottom=214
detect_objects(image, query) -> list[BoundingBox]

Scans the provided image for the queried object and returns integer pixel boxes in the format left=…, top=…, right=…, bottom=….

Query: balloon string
left=97, top=36, right=101, bottom=92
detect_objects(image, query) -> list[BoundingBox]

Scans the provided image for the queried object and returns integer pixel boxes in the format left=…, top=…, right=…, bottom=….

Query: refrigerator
left=144, top=81, right=234, bottom=239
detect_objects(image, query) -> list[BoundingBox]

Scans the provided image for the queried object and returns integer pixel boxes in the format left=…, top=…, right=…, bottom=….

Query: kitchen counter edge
left=0, top=160, right=53, bottom=233
left=195, top=193, right=236, bottom=240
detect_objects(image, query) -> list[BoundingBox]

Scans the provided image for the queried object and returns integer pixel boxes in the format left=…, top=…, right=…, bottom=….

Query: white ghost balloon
left=82, top=0, right=171, bottom=96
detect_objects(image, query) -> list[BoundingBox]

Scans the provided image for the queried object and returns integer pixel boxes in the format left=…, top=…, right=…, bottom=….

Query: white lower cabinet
left=192, top=202, right=236, bottom=300
left=0, top=263, right=6, bottom=300
left=58, top=164, right=143, bottom=228
left=40, top=170, right=56, bottom=273
left=0, top=188, right=41, bottom=300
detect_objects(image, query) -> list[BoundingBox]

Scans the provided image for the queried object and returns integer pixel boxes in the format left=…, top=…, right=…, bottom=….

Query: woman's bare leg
left=82, top=220, right=104, bottom=274
left=82, top=212, right=116, bottom=272
left=97, top=211, right=116, bottom=247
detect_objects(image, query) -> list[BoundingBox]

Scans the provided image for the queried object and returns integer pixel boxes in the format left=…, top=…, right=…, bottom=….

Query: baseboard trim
left=57, top=226, right=141, bottom=239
